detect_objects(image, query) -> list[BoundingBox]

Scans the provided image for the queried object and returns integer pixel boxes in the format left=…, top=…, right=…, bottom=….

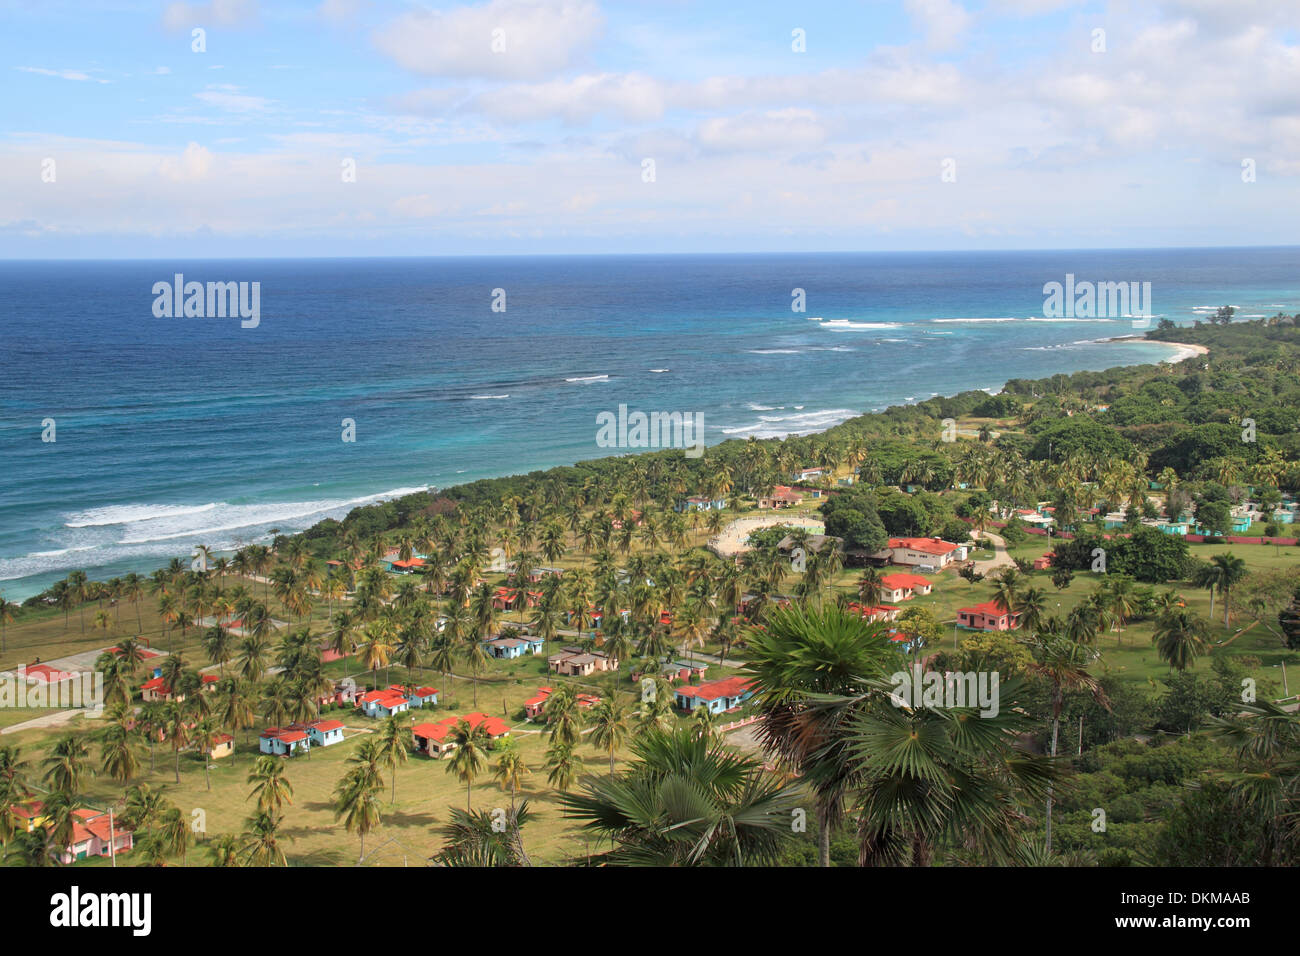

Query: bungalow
left=524, top=686, right=601, bottom=719
left=206, top=733, right=234, bottom=760
left=259, top=727, right=310, bottom=756
left=61, top=809, right=133, bottom=863
left=404, top=685, right=439, bottom=707
left=317, top=678, right=358, bottom=709
left=846, top=602, right=902, bottom=623
left=757, top=486, right=804, bottom=510
left=1032, top=553, right=1055, bottom=571
left=388, top=557, right=426, bottom=574
left=357, top=688, right=412, bottom=718
left=661, top=660, right=708, bottom=683
left=878, top=573, right=933, bottom=603
left=527, top=566, right=565, bottom=583
left=675, top=676, right=755, bottom=715
left=888, top=537, right=962, bottom=569
left=491, top=587, right=521, bottom=611
left=610, top=510, right=643, bottom=530
left=307, top=719, right=345, bottom=747
left=412, top=722, right=457, bottom=756
left=676, top=495, right=728, bottom=512
left=776, top=534, right=844, bottom=557
left=794, top=466, right=829, bottom=482
left=957, top=600, right=1020, bottom=632
left=483, top=635, right=545, bottom=659
left=549, top=647, right=618, bottom=676
left=1155, top=520, right=1191, bottom=535
left=140, top=672, right=218, bottom=703
left=438, top=712, right=511, bottom=740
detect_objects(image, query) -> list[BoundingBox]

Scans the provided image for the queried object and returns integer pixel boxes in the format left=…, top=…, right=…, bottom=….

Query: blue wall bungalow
left=483, top=635, right=544, bottom=659
left=675, top=676, right=755, bottom=715
left=675, top=495, right=727, bottom=512
left=307, top=719, right=345, bottom=747
left=259, top=726, right=310, bottom=756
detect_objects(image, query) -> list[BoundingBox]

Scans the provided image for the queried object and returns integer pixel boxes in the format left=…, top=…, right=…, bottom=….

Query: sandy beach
left=1104, top=337, right=1210, bottom=364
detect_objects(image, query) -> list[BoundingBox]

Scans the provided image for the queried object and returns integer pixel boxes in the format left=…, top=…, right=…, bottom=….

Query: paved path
left=970, top=530, right=1016, bottom=575
left=1, top=707, right=102, bottom=736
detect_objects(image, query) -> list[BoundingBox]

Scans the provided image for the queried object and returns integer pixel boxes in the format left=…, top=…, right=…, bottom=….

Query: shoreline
left=1102, top=336, right=1210, bottom=364
left=1, top=334, right=1210, bottom=601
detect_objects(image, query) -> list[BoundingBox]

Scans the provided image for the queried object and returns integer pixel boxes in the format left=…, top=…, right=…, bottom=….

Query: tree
left=239, top=810, right=290, bottom=866
left=376, top=715, right=412, bottom=804
left=1152, top=607, right=1210, bottom=671
left=559, top=728, right=803, bottom=866
left=1024, top=631, right=1108, bottom=854
left=333, top=769, right=383, bottom=863
left=98, top=722, right=140, bottom=784
left=446, top=719, right=490, bottom=810
left=744, top=603, right=905, bottom=867
left=432, top=801, right=533, bottom=867
left=492, top=740, right=531, bottom=807
left=247, top=755, right=294, bottom=814
left=587, top=698, right=631, bottom=775
left=42, top=734, right=90, bottom=795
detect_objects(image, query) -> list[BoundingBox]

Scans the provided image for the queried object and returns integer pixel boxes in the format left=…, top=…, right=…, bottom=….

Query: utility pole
left=109, top=809, right=116, bottom=867
left=1078, top=716, right=1084, bottom=756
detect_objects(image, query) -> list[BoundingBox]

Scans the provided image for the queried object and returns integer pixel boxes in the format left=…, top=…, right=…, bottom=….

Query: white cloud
left=372, top=0, right=604, bottom=80
left=162, top=0, right=258, bottom=31
left=14, top=66, right=109, bottom=84
left=905, top=0, right=973, bottom=51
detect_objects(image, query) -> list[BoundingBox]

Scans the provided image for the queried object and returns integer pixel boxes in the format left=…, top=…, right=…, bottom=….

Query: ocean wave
left=821, top=319, right=902, bottom=330
left=565, top=374, right=610, bottom=383
left=747, top=349, right=801, bottom=354
left=65, top=502, right=218, bottom=528
left=470, top=394, right=510, bottom=400
left=649, top=368, right=670, bottom=373
left=928, top=317, right=1018, bottom=323
left=721, top=408, right=856, bottom=439
left=113, top=486, right=428, bottom=545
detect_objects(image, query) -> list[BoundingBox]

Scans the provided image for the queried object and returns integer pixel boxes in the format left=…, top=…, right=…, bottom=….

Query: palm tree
left=446, top=719, right=490, bottom=810
left=1152, top=607, right=1211, bottom=671
left=332, top=768, right=383, bottom=863
left=42, top=734, right=90, bottom=794
left=433, top=801, right=534, bottom=866
left=376, top=715, right=412, bottom=804
left=544, top=741, right=580, bottom=793
left=744, top=603, right=905, bottom=866
left=560, top=728, right=803, bottom=866
left=0, top=593, right=17, bottom=652
left=207, top=833, right=241, bottom=866
left=98, top=722, right=140, bottom=784
left=587, top=697, right=630, bottom=774
left=846, top=678, right=1058, bottom=865
left=247, top=755, right=294, bottom=813
left=239, top=810, right=290, bottom=866
left=1210, top=552, right=1248, bottom=627
left=492, top=740, right=531, bottom=808
left=1024, top=631, right=1108, bottom=854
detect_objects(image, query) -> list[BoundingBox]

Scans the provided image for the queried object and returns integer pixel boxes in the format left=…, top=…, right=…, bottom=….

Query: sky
left=1, top=0, right=1298, bottom=257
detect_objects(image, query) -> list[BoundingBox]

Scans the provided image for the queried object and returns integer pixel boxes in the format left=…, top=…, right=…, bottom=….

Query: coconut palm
left=239, top=810, right=290, bottom=866
left=247, top=755, right=294, bottom=813
left=446, top=718, right=490, bottom=810
left=98, top=721, right=140, bottom=784
left=1152, top=607, right=1211, bottom=671
left=432, top=801, right=534, bottom=867
left=1024, top=631, right=1108, bottom=854
left=332, top=768, right=384, bottom=863
left=493, top=740, right=531, bottom=807
left=376, top=715, right=412, bottom=804
left=42, top=734, right=91, bottom=794
left=587, top=697, right=631, bottom=774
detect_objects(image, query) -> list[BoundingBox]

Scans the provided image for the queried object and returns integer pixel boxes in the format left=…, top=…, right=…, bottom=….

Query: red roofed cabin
left=888, top=537, right=962, bottom=569
left=140, top=672, right=218, bottom=703
left=957, top=600, right=1020, bottom=632
left=1033, top=552, right=1055, bottom=571
left=757, top=486, right=804, bottom=510
left=524, top=686, right=601, bottom=719
left=675, top=676, right=755, bottom=714
left=61, top=809, right=133, bottom=863
left=878, top=573, right=933, bottom=603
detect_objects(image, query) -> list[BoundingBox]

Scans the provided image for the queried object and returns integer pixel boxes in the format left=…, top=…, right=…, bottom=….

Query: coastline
left=1102, top=336, right=1210, bottom=364
left=0, top=334, right=1211, bottom=601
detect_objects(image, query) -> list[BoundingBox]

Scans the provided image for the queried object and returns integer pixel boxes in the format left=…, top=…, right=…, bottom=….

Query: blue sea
left=2, top=248, right=1297, bottom=599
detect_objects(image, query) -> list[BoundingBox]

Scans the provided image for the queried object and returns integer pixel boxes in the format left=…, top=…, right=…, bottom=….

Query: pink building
left=957, top=600, right=1019, bottom=631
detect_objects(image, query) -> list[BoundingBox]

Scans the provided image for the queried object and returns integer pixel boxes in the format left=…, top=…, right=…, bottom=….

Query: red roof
left=141, top=676, right=167, bottom=693
left=676, top=676, right=754, bottom=703
left=959, top=600, right=1015, bottom=618
left=310, top=719, right=343, bottom=732
left=436, top=712, right=511, bottom=736
left=391, top=558, right=425, bottom=568
left=880, top=573, right=931, bottom=590
left=888, top=537, right=959, bottom=555
left=413, top=722, right=451, bottom=742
